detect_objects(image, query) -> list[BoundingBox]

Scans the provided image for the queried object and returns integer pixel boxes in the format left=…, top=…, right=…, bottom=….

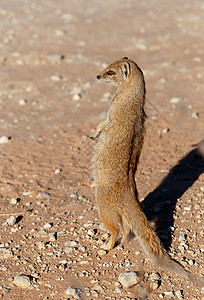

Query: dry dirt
left=0, top=0, right=203, bottom=299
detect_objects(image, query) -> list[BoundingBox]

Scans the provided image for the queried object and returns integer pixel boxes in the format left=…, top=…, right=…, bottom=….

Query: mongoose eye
left=107, top=70, right=115, bottom=75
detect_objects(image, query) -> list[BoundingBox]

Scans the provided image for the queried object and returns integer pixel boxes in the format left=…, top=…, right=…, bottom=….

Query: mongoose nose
left=97, top=75, right=101, bottom=80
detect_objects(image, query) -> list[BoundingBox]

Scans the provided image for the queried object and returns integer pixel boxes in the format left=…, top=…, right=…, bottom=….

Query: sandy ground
left=0, top=0, right=203, bottom=299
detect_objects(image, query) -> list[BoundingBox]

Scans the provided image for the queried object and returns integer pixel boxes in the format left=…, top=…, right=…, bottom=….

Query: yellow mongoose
left=92, top=57, right=203, bottom=286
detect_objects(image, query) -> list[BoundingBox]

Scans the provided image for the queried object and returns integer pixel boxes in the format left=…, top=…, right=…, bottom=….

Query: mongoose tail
left=125, top=201, right=204, bottom=287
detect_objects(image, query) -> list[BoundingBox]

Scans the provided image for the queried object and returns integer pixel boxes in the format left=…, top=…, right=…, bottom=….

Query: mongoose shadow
left=142, top=140, right=204, bottom=251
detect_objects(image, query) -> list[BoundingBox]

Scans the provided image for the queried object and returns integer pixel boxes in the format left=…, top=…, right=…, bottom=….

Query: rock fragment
left=19, top=99, right=27, bottom=106
left=13, top=275, right=31, bottom=288
left=36, top=228, right=49, bottom=238
left=175, top=290, right=184, bottom=299
left=65, top=240, right=78, bottom=247
left=10, top=198, right=18, bottom=205
left=98, top=249, right=107, bottom=256
left=6, top=216, right=16, bottom=225
left=170, top=97, right=183, bottom=104
left=65, top=287, right=78, bottom=297
left=36, top=192, right=50, bottom=200
left=0, top=248, right=14, bottom=259
left=150, top=281, right=160, bottom=290
left=0, top=136, right=10, bottom=144
left=118, top=271, right=139, bottom=288
left=191, top=112, right=199, bottom=119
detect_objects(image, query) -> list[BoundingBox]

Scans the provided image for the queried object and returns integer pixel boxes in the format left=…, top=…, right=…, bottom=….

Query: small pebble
left=170, top=97, right=183, bottom=104
left=0, top=136, right=10, bottom=144
left=149, top=272, right=161, bottom=281
left=36, top=229, right=49, bottom=238
left=51, top=75, right=62, bottom=81
left=10, top=198, right=18, bottom=205
left=118, top=271, right=139, bottom=288
left=115, top=287, right=122, bottom=293
left=162, top=128, right=170, bottom=134
left=164, top=291, right=174, bottom=297
left=0, top=248, right=13, bottom=259
left=49, top=233, right=56, bottom=241
left=175, top=290, right=184, bottom=299
left=91, top=290, right=99, bottom=297
left=6, top=216, right=16, bottom=226
left=43, top=223, right=52, bottom=229
left=72, top=94, right=81, bottom=101
left=23, top=191, right=33, bottom=196
left=54, top=169, right=61, bottom=174
left=66, top=240, right=78, bottom=247
left=19, top=99, right=27, bottom=106
left=36, top=192, right=50, bottom=200
left=65, top=287, right=78, bottom=296
left=13, top=275, right=31, bottom=288
left=87, top=229, right=95, bottom=237
left=47, top=54, right=64, bottom=64
left=191, top=112, right=199, bottom=119
left=98, top=250, right=107, bottom=256
left=150, top=281, right=160, bottom=290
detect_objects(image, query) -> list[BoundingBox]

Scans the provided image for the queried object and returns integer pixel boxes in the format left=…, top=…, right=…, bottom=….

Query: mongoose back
left=92, top=57, right=203, bottom=287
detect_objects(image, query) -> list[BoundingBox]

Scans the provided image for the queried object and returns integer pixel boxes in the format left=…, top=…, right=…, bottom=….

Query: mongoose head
left=96, top=57, right=145, bottom=89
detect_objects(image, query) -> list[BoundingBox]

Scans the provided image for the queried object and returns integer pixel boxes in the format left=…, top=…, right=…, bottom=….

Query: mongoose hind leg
left=99, top=210, right=120, bottom=251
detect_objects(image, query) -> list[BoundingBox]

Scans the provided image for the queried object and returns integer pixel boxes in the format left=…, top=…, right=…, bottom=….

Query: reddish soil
left=0, top=0, right=203, bottom=299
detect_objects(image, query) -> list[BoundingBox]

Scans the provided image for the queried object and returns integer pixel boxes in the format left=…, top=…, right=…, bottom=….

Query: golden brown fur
left=91, top=57, right=203, bottom=287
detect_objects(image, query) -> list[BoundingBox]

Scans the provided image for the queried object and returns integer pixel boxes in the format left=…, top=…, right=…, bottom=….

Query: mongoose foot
left=100, top=239, right=116, bottom=251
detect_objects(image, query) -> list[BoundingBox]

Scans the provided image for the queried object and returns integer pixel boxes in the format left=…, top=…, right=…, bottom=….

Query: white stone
left=10, top=198, right=18, bottom=205
left=47, top=54, right=63, bottom=64
left=65, top=287, right=78, bottom=296
left=118, top=271, right=139, bottom=288
left=65, top=240, right=78, bottom=247
left=23, top=191, right=32, bottom=196
left=49, top=233, right=56, bottom=241
left=36, top=229, right=48, bottom=238
left=98, top=250, right=107, bottom=256
left=19, top=99, right=27, bottom=106
left=192, top=112, right=199, bottom=119
left=6, top=216, right=16, bottom=225
left=54, top=169, right=61, bottom=174
left=43, top=223, right=52, bottom=229
left=149, top=272, right=161, bottom=280
left=72, top=94, right=81, bottom=101
left=115, top=287, right=122, bottom=293
left=87, top=229, right=95, bottom=236
left=170, top=97, right=183, bottom=104
left=51, top=75, right=62, bottom=81
left=36, top=192, right=50, bottom=200
left=150, top=281, right=159, bottom=290
left=0, top=248, right=13, bottom=259
left=0, top=136, right=10, bottom=144
left=175, top=290, right=184, bottom=298
left=13, top=275, right=31, bottom=288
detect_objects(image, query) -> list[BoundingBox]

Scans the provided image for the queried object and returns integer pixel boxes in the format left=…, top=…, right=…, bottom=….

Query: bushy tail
left=125, top=203, right=204, bottom=287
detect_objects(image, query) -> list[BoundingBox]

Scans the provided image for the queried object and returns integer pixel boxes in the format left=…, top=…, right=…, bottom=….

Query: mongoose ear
left=122, top=62, right=131, bottom=78
left=121, top=56, right=128, bottom=60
